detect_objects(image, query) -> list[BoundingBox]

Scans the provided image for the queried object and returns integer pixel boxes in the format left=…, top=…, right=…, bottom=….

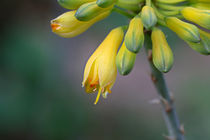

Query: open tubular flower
left=52, top=0, right=210, bottom=104
left=82, top=27, right=124, bottom=104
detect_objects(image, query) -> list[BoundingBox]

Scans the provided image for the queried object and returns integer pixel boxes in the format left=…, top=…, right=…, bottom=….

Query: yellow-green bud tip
left=141, top=6, right=157, bottom=30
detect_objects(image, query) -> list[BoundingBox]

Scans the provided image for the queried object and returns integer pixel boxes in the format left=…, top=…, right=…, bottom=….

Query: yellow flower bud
left=75, top=1, right=113, bottom=21
left=116, top=0, right=144, bottom=12
left=58, top=0, right=95, bottom=10
left=51, top=10, right=110, bottom=38
left=151, top=27, right=174, bottom=73
left=125, top=16, right=144, bottom=53
left=82, top=27, right=124, bottom=104
left=96, top=0, right=116, bottom=8
left=165, top=17, right=200, bottom=43
left=181, top=7, right=210, bottom=30
left=141, top=6, right=157, bottom=29
left=187, top=29, right=210, bottom=55
left=116, top=42, right=136, bottom=75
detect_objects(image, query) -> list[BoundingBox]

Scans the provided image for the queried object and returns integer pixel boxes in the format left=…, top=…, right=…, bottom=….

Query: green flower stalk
left=51, top=0, right=210, bottom=139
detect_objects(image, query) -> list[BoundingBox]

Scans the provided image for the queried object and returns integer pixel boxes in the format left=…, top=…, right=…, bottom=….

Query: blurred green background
left=0, top=1, right=210, bottom=140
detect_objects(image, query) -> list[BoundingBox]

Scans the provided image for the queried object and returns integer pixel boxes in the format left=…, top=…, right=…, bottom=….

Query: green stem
left=144, top=33, right=185, bottom=140
left=112, top=7, right=135, bottom=19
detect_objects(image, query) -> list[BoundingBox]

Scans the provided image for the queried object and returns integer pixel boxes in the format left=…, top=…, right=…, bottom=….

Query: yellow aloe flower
left=82, top=27, right=124, bottom=104
left=181, top=7, right=210, bottom=30
left=51, top=10, right=110, bottom=38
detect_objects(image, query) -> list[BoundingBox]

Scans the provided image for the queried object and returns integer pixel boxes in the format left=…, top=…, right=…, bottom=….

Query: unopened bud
left=181, top=7, right=210, bottom=30
left=75, top=1, right=113, bottom=21
left=116, top=42, right=136, bottom=75
left=96, top=0, right=116, bottom=8
left=125, top=16, right=144, bottom=53
left=187, top=29, right=210, bottom=55
left=116, top=0, right=144, bottom=12
left=141, top=6, right=157, bottom=29
left=165, top=17, right=200, bottom=43
left=151, top=27, right=174, bottom=73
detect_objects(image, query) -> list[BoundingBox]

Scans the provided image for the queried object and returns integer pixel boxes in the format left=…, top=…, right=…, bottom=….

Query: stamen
left=94, top=88, right=102, bottom=105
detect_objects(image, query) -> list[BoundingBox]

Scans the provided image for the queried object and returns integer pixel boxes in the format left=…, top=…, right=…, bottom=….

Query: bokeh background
left=1, top=1, right=210, bottom=140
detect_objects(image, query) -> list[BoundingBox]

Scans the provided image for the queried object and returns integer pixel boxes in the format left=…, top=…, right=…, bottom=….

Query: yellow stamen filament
left=94, top=88, right=102, bottom=105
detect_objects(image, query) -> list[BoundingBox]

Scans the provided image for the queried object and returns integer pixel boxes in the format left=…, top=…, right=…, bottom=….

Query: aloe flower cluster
left=51, top=0, right=210, bottom=104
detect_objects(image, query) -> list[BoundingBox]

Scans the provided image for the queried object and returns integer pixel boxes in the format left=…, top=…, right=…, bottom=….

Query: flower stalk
left=145, top=33, right=185, bottom=140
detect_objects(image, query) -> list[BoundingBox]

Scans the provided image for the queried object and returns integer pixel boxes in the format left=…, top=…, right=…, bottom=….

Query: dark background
left=0, top=1, right=210, bottom=140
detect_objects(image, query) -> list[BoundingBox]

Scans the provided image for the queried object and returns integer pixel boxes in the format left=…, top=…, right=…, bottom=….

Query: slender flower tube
left=82, top=27, right=124, bottom=104
left=57, top=0, right=95, bottom=10
left=51, top=10, right=110, bottom=38
left=181, top=7, right=210, bottom=30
